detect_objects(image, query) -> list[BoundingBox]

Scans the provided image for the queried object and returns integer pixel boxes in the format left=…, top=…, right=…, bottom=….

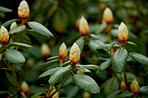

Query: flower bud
left=79, top=16, right=89, bottom=36
left=103, top=7, right=114, bottom=24
left=18, top=0, right=30, bottom=19
left=59, top=42, right=67, bottom=59
left=130, top=79, right=139, bottom=94
left=121, top=81, right=127, bottom=91
left=69, top=43, right=80, bottom=64
left=21, top=81, right=29, bottom=95
left=82, top=91, right=91, bottom=98
left=10, top=22, right=17, bottom=30
left=41, top=43, right=51, bottom=58
left=118, top=22, right=128, bottom=43
left=0, top=26, right=9, bottom=44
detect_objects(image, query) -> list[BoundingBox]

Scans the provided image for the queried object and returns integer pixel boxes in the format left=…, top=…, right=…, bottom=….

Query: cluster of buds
left=79, top=16, right=89, bottom=36
left=59, top=42, right=67, bottom=60
left=41, top=43, right=51, bottom=58
left=103, top=7, right=114, bottom=24
left=130, top=79, right=139, bottom=94
left=118, top=22, right=128, bottom=43
left=18, top=0, right=30, bottom=19
left=0, top=26, right=9, bottom=44
left=21, top=81, right=29, bottom=95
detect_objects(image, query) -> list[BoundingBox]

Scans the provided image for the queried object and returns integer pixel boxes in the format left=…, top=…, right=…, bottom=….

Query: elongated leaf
left=49, top=66, right=71, bottom=85
left=5, top=71, right=18, bottom=86
left=3, top=50, right=25, bottom=64
left=118, top=91, right=133, bottom=97
left=75, top=37, right=84, bottom=53
left=130, top=53, right=148, bottom=67
left=1, top=19, right=16, bottom=27
left=0, top=6, right=12, bottom=12
left=107, top=90, right=121, bottom=98
left=37, top=59, right=58, bottom=70
left=67, top=86, right=79, bottom=98
left=60, top=61, right=71, bottom=67
left=9, top=25, right=26, bottom=34
left=28, top=22, right=53, bottom=37
left=100, top=59, right=111, bottom=70
left=140, top=86, right=148, bottom=95
left=96, top=24, right=107, bottom=34
left=112, top=48, right=128, bottom=74
left=31, top=92, right=45, bottom=98
left=73, top=74, right=100, bottom=93
left=39, top=67, right=62, bottom=78
left=47, top=56, right=59, bottom=60
left=76, top=66, right=91, bottom=73
left=80, top=64, right=102, bottom=71
left=124, top=41, right=138, bottom=52
left=0, top=91, right=8, bottom=95
left=7, top=42, right=32, bottom=48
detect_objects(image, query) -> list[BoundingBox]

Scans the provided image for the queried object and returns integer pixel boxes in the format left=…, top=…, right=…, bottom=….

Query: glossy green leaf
left=9, top=25, right=26, bottom=34
left=95, top=24, right=107, bottom=34
left=47, top=56, right=59, bottom=60
left=28, top=22, right=53, bottom=37
left=118, top=91, right=133, bottom=97
left=100, top=59, right=111, bottom=70
left=73, top=74, right=100, bottom=93
left=60, top=61, right=71, bottom=67
left=80, top=64, right=102, bottom=71
left=39, top=67, right=62, bottom=78
left=76, top=66, right=91, bottom=73
left=31, top=92, right=45, bottom=98
left=75, top=37, right=84, bottom=53
left=67, top=86, right=79, bottom=98
left=107, top=90, right=121, bottom=98
left=0, top=6, right=12, bottom=12
left=140, top=86, right=148, bottom=95
left=130, top=53, right=148, bottom=67
left=1, top=19, right=16, bottom=27
left=124, top=41, right=138, bottom=52
left=49, top=66, right=71, bottom=85
left=112, top=48, right=128, bottom=74
left=7, top=42, right=32, bottom=48
left=37, top=59, right=58, bottom=70
left=5, top=71, right=18, bottom=86
left=3, top=50, right=25, bottom=64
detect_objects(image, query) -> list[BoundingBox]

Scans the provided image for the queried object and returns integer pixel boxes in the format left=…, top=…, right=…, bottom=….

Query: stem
left=124, top=72, right=130, bottom=91
left=60, top=59, right=63, bottom=64
left=49, top=71, right=71, bottom=97
left=47, top=84, right=54, bottom=97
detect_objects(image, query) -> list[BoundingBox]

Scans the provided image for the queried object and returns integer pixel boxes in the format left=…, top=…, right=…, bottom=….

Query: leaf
left=37, top=59, right=58, bottom=70
left=7, top=42, right=32, bottom=48
left=67, top=86, right=79, bottom=98
left=112, top=48, right=128, bottom=74
left=76, top=66, right=91, bottom=73
left=100, top=59, right=111, bottom=70
left=118, top=91, right=133, bottom=97
left=124, top=41, right=138, bottom=52
left=75, top=37, right=84, bottom=53
left=95, top=24, right=107, bottom=34
left=3, top=49, right=26, bottom=64
left=28, top=22, right=53, bottom=37
left=80, top=64, right=102, bottom=71
left=130, top=53, right=148, bottom=67
left=9, top=25, right=26, bottom=34
left=107, top=90, right=121, bottom=98
left=73, top=74, right=100, bottom=93
left=0, top=91, right=8, bottom=95
left=48, top=66, right=71, bottom=85
left=140, top=86, right=148, bottom=95
left=39, top=67, right=62, bottom=78
left=47, top=56, right=59, bottom=60
left=1, top=19, right=16, bottom=27
left=5, top=71, right=18, bottom=86
left=31, top=92, right=45, bottom=98
left=60, top=61, right=71, bottom=67
left=0, top=6, right=13, bottom=12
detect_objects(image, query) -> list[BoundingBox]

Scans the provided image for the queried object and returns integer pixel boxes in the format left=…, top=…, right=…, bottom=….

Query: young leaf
left=3, top=49, right=25, bottom=64
left=100, top=59, right=111, bottom=70
left=112, top=48, right=128, bottom=74
left=47, top=56, right=59, bottom=60
left=130, top=53, right=148, bottom=67
left=73, top=74, right=100, bottom=93
left=80, top=64, right=102, bottom=71
left=76, top=66, right=91, bottom=73
left=48, top=66, right=71, bottom=85
left=39, top=67, right=62, bottom=78
left=75, top=37, right=84, bottom=53
left=60, top=61, right=71, bottom=67
left=28, top=22, right=53, bottom=37
left=7, top=42, right=32, bottom=48
left=9, top=25, right=26, bottom=34
left=1, top=19, right=16, bottom=28
left=0, top=6, right=13, bottom=12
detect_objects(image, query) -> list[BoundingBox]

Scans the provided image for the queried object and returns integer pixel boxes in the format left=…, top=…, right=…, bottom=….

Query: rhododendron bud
left=59, top=42, right=67, bottom=59
left=10, top=22, right=17, bottom=30
left=21, top=81, right=29, bottom=95
left=118, top=22, right=128, bottom=43
left=130, top=79, right=139, bottom=94
left=103, top=7, right=114, bottom=24
left=18, top=0, right=30, bottom=19
left=121, top=81, right=127, bottom=91
left=0, top=26, right=9, bottom=44
left=41, top=43, right=51, bottom=58
left=69, top=43, right=80, bottom=64
left=79, top=16, right=89, bottom=36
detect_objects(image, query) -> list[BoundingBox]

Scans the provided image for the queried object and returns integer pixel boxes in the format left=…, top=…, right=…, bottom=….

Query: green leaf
left=0, top=6, right=13, bottom=12
left=0, top=91, right=8, bottom=95
left=118, top=91, right=133, bottom=97
left=5, top=71, right=18, bottom=86
left=7, top=42, right=32, bottom=48
left=60, top=61, right=71, bottom=67
left=130, top=53, right=148, bottom=67
left=39, top=67, right=62, bottom=78
left=107, top=90, right=121, bottom=98
left=49, top=66, right=71, bottom=85
left=1, top=19, right=16, bottom=27
left=112, top=48, right=128, bottom=74
left=3, top=50, right=25, bottom=64
left=31, top=92, right=45, bottom=98
left=100, top=59, right=111, bottom=70
left=124, top=41, right=138, bottom=52
left=47, top=56, right=59, bottom=60
left=67, top=86, right=79, bottom=98
left=73, top=74, right=100, bottom=93
left=75, top=37, right=84, bottom=53
left=9, top=25, right=26, bottom=34
left=80, top=64, right=102, bottom=71
left=95, top=24, right=107, bottom=34
left=37, top=59, right=58, bottom=70
left=140, top=86, right=148, bottom=95
left=28, top=22, right=53, bottom=37
left=76, top=66, right=91, bottom=73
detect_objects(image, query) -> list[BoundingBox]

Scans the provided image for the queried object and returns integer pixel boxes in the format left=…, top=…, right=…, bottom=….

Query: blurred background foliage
left=0, top=0, right=148, bottom=97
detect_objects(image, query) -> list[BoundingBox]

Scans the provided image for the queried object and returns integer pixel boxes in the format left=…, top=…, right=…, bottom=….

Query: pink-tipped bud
left=121, top=81, right=127, bottom=91
left=10, top=22, right=17, bottom=30
left=21, top=81, right=29, bottom=95
left=118, top=22, right=128, bottom=43
left=0, top=26, right=9, bottom=44
left=69, top=43, right=80, bottom=64
left=18, top=0, right=30, bottom=19
left=79, top=16, right=89, bottom=36
left=59, top=42, right=67, bottom=59
left=41, top=43, right=51, bottom=58
left=130, top=79, right=139, bottom=94
left=103, top=7, right=114, bottom=24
